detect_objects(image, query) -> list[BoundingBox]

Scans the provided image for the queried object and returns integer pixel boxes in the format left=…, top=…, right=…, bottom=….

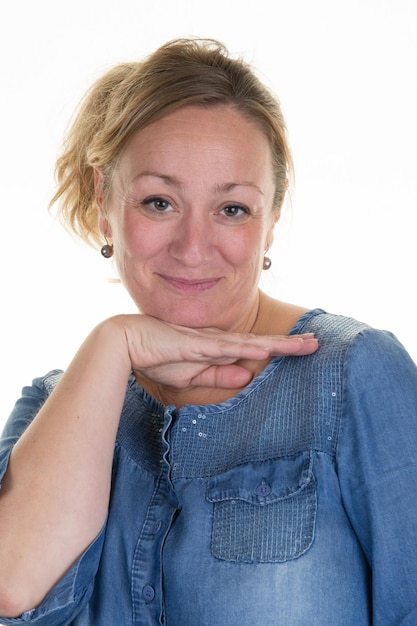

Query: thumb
left=191, top=364, right=254, bottom=389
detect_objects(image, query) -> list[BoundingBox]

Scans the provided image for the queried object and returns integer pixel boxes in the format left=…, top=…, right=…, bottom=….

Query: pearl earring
left=100, top=240, right=113, bottom=258
left=263, top=256, right=272, bottom=270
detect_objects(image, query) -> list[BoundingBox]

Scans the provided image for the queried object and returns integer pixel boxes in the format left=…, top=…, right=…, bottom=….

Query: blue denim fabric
left=1, top=309, right=417, bottom=625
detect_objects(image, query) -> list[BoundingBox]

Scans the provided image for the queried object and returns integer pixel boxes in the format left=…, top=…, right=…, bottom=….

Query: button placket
left=131, top=448, right=178, bottom=624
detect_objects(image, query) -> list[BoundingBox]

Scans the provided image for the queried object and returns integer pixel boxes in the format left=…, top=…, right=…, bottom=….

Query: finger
left=186, top=334, right=318, bottom=361
left=271, top=336, right=318, bottom=356
left=191, top=364, right=254, bottom=389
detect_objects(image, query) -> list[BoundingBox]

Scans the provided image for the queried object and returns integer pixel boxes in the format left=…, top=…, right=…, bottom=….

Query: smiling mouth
left=158, top=274, right=221, bottom=294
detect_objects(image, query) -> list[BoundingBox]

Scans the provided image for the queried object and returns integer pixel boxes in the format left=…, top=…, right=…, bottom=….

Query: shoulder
left=300, top=311, right=417, bottom=419
left=20, top=369, right=64, bottom=397
left=1, top=370, right=64, bottom=440
left=291, top=309, right=371, bottom=365
left=290, top=309, right=417, bottom=391
left=293, top=308, right=413, bottom=361
left=295, top=309, right=369, bottom=340
left=261, top=296, right=369, bottom=346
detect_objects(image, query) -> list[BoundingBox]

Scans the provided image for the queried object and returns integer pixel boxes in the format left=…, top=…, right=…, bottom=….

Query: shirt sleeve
left=0, top=371, right=106, bottom=625
left=337, top=329, right=417, bottom=625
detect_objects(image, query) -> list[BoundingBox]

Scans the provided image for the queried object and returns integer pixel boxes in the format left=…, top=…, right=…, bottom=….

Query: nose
left=168, top=214, right=212, bottom=267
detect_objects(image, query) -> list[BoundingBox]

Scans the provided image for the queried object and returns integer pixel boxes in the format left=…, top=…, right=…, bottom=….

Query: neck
left=145, top=383, right=252, bottom=409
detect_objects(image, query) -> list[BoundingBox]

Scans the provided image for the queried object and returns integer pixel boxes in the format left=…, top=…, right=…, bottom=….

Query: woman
left=1, top=38, right=417, bottom=625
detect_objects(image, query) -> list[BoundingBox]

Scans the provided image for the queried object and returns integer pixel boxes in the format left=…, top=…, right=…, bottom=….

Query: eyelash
left=141, top=196, right=172, bottom=212
left=140, top=196, right=251, bottom=219
left=220, top=204, right=250, bottom=218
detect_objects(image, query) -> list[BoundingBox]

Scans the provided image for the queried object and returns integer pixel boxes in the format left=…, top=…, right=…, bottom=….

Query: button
left=143, top=584, right=155, bottom=602
left=255, top=482, right=272, bottom=496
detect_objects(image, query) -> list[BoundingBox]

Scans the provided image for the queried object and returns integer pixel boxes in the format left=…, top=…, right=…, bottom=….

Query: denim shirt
left=2, top=309, right=417, bottom=626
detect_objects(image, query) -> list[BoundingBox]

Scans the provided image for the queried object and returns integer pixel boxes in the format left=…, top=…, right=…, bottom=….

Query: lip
left=157, top=274, right=221, bottom=294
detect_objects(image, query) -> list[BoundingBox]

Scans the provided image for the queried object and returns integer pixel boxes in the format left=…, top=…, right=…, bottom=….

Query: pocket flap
left=206, top=451, right=313, bottom=505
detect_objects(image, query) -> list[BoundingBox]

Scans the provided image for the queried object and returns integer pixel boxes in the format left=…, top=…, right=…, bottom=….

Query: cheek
left=227, top=230, right=265, bottom=266
left=114, top=216, right=172, bottom=266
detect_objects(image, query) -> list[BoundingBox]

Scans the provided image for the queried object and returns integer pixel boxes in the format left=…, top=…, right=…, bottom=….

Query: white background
left=1, top=0, right=416, bottom=428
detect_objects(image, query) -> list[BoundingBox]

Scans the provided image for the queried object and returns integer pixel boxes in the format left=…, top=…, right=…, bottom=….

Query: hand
left=118, top=315, right=318, bottom=390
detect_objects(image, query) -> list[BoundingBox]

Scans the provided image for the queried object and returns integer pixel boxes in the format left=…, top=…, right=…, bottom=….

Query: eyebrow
left=132, top=171, right=182, bottom=187
left=214, top=181, right=265, bottom=196
left=131, top=171, right=265, bottom=196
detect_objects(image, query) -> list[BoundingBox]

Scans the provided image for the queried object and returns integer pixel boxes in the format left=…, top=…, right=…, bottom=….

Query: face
left=97, top=105, right=279, bottom=332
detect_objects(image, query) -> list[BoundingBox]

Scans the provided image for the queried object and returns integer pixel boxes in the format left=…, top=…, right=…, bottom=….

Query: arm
left=0, top=314, right=317, bottom=618
left=337, top=329, right=417, bottom=624
left=0, top=317, right=131, bottom=618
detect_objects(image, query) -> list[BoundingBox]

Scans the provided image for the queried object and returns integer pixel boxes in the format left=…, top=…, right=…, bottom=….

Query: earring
left=100, top=240, right=113, bottom=258
left=263, top=256, right=272, bottom=270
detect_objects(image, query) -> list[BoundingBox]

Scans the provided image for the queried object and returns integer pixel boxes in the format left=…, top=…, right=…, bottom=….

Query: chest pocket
left=206, top=451, right=316, bottom=563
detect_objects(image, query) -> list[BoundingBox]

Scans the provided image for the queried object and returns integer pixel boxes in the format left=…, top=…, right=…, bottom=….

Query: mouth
left=158, top=274, right=221, bottom=294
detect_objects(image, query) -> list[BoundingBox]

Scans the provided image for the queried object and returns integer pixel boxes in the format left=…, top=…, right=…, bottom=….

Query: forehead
left=117, top=105, right=273, bottom=183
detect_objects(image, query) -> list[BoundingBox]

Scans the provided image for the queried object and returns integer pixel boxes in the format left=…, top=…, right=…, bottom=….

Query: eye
left=142, top=196, right=173, bottom=212
left=220, top=204, right=250, bottom=218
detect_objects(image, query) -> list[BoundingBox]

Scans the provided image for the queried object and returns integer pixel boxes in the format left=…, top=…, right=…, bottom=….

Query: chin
left=152, top=303, right=227, bottom=329
left=167, top=313, right=221, bottom=329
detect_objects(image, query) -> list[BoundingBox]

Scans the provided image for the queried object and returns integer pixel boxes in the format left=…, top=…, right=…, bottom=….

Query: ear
left=265, top=209, right=280, bottom=250
left=94, top=167, right=112, bottom=239
left=94, top=167, right=104, bottom=211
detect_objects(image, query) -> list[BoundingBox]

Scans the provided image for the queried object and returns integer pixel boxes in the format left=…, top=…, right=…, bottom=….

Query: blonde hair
left=51, top=38, right=293, bottom=247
